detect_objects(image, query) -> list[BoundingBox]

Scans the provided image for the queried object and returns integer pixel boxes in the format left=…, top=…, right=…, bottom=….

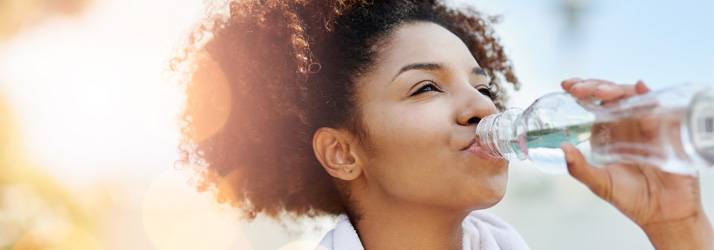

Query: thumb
left=562, top=142, right=612, bottom=200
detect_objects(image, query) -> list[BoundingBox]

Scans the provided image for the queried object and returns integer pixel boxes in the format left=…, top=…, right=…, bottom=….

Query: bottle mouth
left=475, top=108, right=526, bottom=161
left=474, top=114, right=502, bottom=158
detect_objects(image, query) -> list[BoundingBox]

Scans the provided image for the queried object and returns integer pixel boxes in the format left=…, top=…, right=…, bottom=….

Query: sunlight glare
left=0, top=20, right=183, bottom=182
left=142, top=170, right=252, bottom=250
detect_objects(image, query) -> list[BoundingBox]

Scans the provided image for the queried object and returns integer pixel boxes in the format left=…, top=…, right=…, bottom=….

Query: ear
left=313, top=127, right=362, bottom=181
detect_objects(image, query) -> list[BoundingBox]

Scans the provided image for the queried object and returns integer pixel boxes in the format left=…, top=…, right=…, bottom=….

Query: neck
left=353, top=191, right=469, bottom=250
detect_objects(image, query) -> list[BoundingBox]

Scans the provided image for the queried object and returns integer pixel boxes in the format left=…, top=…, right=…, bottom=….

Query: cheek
left=359, top=104, right=456, bottom=196
left=363, top=103, right=452, bottom=165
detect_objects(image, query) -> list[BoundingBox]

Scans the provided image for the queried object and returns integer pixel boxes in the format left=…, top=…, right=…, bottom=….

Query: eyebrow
left=392, top=62, right=487, bottom=81
left=472, top=67, right=487, bottom=76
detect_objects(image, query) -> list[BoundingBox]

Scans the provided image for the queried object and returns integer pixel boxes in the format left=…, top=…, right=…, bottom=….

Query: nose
left=456, top=87, right=498, bottom=126
left=466, top=117, right=481, bottom=125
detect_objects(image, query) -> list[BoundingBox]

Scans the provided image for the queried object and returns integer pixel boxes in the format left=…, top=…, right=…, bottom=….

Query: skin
left=314, top=22, right=713, bottom=250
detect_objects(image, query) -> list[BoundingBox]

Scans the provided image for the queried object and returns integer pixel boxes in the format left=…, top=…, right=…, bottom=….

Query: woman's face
left=353, top=21, right=509, bottom=211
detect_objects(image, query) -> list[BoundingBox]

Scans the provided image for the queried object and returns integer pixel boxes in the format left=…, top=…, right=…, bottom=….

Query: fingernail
left=635, top=80, right=651, bottom=93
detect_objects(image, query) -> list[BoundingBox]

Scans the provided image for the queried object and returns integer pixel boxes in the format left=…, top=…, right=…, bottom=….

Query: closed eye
left=411, top=80, right=442, bottom=96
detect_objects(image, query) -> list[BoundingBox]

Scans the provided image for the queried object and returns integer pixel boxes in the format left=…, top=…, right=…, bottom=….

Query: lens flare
left=142, top=170, right=252, bottom=250
left=184, top=56, right=232, bottom=143
left=215, top=168, right=245, bottom=205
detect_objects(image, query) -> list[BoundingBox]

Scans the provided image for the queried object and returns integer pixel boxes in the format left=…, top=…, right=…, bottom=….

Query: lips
left=464, top=139, right=503, bottom=160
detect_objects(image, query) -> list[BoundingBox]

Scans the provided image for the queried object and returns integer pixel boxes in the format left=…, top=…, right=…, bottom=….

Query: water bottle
left=475, top=84, right=714, bottom=175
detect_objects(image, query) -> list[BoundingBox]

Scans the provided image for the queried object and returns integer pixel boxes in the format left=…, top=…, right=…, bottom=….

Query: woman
left=173, top=0, right=713, bottom=249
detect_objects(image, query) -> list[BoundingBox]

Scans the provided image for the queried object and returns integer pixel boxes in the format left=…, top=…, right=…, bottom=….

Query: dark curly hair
left=172, top=0, right=519, bottom=220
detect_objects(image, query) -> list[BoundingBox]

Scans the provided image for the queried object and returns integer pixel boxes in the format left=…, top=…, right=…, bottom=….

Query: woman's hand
left=559, top=78, right=713, bottom=250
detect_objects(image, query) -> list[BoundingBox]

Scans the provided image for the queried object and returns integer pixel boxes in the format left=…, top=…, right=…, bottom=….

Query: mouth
left=463, top=139, right=503, bottom=160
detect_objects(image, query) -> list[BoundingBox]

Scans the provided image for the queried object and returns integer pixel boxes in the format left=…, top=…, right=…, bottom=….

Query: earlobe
left=313, top=127, right=361, bottom=181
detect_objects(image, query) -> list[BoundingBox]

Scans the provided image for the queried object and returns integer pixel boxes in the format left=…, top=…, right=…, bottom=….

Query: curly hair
left=172, top=0, right=519, bottom=220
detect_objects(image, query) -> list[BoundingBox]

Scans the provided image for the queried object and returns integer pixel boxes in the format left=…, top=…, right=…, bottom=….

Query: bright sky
left=462, top=0, right=714, bottom=108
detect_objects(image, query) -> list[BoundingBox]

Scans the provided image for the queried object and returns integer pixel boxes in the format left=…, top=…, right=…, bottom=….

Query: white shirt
left=316, top=210, right=530, bottom=250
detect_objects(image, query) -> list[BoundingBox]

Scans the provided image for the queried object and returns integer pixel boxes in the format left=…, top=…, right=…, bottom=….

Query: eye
left=477, top=86, right=497, bottom=100
left=411, top=81, right=441, bottom=96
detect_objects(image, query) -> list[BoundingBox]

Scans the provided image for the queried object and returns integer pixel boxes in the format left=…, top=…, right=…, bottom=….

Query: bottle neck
left=475, top=108, right=527, bottom=161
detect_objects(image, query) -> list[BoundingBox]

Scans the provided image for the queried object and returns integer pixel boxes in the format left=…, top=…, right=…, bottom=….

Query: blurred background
left=0, top=0, right=711, bottom=249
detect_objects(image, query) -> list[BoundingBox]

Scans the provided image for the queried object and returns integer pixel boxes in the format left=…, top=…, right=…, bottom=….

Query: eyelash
left=410, top=81, right=498, bottom=101
left=477, top=86, right=497, bottom=100
left=411, top=81, right=441, bottom=96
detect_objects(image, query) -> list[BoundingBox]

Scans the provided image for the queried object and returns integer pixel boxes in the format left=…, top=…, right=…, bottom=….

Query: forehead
left=374, top=21, right=479, bottom=73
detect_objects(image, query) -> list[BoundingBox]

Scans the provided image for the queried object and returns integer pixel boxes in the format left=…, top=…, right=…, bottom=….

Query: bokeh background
left=0, top=0, right=711, bottom=249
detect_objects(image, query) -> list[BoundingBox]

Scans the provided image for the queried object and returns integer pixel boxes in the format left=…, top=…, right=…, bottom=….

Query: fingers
left=594, top=84, right=631, bottom=101
left=635, top=80, right=651, bottom=94
left=562, top=142, right=612, bottom=200
left=561, top=77, right=584, bottom=91
left=564, top=78, right=618, bottom=99
left=561, top=78, right=651, bottom=102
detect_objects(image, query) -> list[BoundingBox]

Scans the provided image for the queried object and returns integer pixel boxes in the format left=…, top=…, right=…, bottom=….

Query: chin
left=468, top=178, right=508, bottom=210
left=452, top=195, right=504, bottom=214
left=483, top=191, right=506, bottom=208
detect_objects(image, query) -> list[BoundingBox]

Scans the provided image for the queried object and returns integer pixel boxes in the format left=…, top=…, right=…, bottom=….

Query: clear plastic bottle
left=475, top=84, right=714, bottom=175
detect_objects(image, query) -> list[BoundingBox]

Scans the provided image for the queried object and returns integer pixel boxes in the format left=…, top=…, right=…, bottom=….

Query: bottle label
left=691, top=93, right=714, bottom=163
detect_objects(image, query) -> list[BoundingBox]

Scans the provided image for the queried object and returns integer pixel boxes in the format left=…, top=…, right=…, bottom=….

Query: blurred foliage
left=0, top=0, right=103, bottom=249
left=0, top=94, right=102, bottom=249
left=0, top=0, right=93, bottom=38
